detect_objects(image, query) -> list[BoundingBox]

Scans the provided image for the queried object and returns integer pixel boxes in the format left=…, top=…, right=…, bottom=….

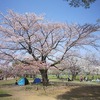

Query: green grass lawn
left=0, top=79, right=16, bottom=86
left=0, top=89, right=15, bottom=100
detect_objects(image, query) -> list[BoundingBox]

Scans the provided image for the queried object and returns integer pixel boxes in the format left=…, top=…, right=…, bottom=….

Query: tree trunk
left=72, top=74, right=76, bottom=81
left=39, top=69, right=49, bottom=86
left=56, top=74, right=60, bottom=79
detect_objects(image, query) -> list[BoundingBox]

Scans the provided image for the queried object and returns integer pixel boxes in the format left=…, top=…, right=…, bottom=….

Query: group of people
left=80, top=75, right=91, bottom=82
left=67, top=75, right=95, bottom=82
left=80, top=75, right=95, bottom=82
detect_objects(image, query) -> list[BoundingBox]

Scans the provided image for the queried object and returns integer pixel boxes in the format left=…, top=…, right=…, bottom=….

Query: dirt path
left=16, top=94, right=56, bottom=100
left=0, top=86, right=57, bottom=100
left=1, top=85, right=100, bottom=100
left=13, top=90, right=57, bottom=100
left=0, top=85, right=80, bottom=100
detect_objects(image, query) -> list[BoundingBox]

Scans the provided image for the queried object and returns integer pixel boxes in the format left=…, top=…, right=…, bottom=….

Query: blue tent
left=17, top=77, right=29, bottom=86
left=33, top=78, right=41, bottom=84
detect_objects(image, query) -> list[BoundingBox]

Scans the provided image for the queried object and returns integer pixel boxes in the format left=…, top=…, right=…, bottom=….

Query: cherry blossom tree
left=0, top=10, right=100, bottom=85
left=12, top=60, right=39, bottom=78
left=55, top=51, right=81, bottom=81
left=0, top=64, right=13, bottom=80
left=67, top=57, right=81, bottom=81
left=81, top=53, right=100, bottom=76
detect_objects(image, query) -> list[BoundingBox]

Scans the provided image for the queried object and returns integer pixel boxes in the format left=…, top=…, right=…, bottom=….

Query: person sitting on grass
left=68, top=75, right=71, bottom=81
left=15, top=80, right=18, bottom=85
left=80, top=75, right=83, bottom=82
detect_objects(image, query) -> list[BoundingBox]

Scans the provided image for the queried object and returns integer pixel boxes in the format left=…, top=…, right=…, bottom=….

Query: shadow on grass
left=56, top=86, right=100, bottom=100
left=0, top=94, right=12, bottom=97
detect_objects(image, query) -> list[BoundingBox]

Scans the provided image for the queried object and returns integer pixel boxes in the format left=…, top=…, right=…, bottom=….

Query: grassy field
left=0, top=78, right=100, bottom=100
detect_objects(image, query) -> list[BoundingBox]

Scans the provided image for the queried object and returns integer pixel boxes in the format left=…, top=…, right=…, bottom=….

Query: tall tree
left=0, top=10, right=100, bottom=85
left=56, top=51, right=81, bottom=81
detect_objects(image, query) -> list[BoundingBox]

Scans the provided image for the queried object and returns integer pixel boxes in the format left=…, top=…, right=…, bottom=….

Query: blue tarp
left=33, top=78, right=41, bottom=84
left=17, top=77, right=29, bottom=86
